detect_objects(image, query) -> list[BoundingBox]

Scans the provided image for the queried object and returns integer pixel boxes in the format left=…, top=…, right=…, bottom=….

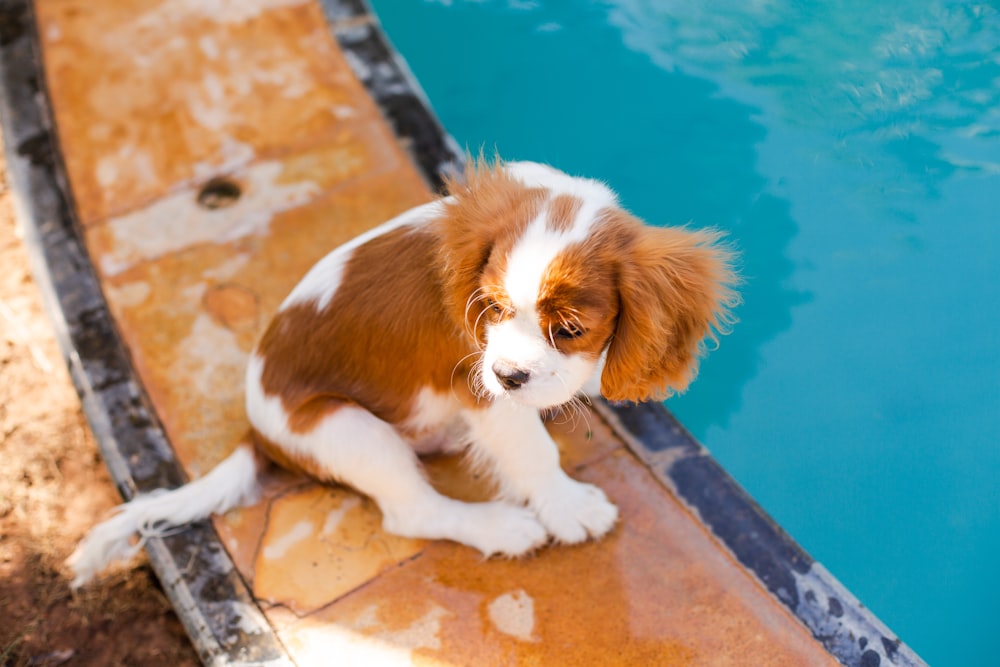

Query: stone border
left=318, top=0, right=465, bottom=190
left=0, top=0, right=925, bottom=665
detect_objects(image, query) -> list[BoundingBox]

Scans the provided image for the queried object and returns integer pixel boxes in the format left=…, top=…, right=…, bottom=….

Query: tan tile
left=214, top=467, right=307, bottom=580
left=37, top=0, right=389, bottom=224
left=277, top=451, right=836, bottom=667
left=252, top=484, right=424, bottom=615
left=546, top=405, right=622, bottom=470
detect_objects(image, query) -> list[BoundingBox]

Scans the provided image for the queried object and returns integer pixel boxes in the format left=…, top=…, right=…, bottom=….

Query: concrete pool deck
left=0, top=0, right=923, bottom=665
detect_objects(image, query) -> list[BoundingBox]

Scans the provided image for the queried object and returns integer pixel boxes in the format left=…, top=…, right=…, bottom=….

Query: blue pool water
left=370, top=1, right=999, bottom=664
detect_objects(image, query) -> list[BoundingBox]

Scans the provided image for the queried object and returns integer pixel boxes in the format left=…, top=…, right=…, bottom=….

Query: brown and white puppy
left=69, top=160, right=737, bottom=586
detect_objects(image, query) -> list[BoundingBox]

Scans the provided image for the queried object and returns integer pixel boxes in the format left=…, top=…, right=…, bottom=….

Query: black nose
left=492, top=361, right=530, bottom=390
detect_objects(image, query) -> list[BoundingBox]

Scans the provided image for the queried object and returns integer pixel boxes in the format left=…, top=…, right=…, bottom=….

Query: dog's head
left=438, top=160, right=738, bottom=409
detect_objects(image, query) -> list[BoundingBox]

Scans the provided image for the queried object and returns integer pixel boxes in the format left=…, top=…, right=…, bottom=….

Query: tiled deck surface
left=27, top=0, right=846, bottom=664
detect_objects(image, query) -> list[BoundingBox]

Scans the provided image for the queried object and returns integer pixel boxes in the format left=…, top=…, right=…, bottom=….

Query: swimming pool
left=369, top=1, right=999, bottom=664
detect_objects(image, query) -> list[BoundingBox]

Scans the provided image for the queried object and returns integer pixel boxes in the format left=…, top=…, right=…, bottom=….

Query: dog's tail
left=67, top=444, right=261, bottom=588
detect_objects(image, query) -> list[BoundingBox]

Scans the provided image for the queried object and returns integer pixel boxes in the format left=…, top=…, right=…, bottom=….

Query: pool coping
left=0, top=0, right=924, bottom=665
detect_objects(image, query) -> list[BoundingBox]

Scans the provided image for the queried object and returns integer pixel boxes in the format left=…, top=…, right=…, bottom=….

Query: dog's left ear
left=601, top=218, right=738, bottom=403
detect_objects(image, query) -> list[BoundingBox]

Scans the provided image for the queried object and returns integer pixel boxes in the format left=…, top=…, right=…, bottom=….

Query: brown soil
left=0, top=132, right=199, bottom=665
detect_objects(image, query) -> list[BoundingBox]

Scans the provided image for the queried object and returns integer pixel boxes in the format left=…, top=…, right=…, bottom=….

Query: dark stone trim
left=0, top=1, right=291, bottom=664
left=318, top=0, right=465, bottom=190
left=596, top=401, right=926, bottom=667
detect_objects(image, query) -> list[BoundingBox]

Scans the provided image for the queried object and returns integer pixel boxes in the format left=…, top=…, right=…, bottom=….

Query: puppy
left=69, top=160, right=737, bottom=586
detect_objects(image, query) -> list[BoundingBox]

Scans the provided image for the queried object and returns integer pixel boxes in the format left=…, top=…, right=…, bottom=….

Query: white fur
left=505, top=161, right=618, bottom=210
left=67, top=445, right=259, bottom=588
left=481, top=313, right=596, bottom=408
left=243, top=347, right=614, bottom=554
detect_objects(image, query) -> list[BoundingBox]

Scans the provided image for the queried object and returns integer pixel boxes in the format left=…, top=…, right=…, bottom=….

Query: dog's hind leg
left=280, top=405, right=548, bottom=557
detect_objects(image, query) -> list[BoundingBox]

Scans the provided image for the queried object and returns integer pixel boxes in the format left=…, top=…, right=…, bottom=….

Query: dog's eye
left=486, top=298, right=504, bottom=315
left=554, top=324, right=585, bottom=339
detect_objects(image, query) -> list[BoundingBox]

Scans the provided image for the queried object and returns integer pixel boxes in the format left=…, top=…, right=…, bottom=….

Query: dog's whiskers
left=471, top=307, right=494, bottom=349
left=466, top=356, right=490, bottom=400
left=553, top=395, right=592, bottom=432
left=450, top=349, right=485, bottom=401
left=557, top=374, right=592, bottom=432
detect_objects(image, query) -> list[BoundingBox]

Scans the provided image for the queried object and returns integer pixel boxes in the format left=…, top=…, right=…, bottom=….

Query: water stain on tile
left=90, top=158, right=320, bottom=277
left=173, top=312, right=248, bottom=402
left=486, top=590, right=537, bottom=643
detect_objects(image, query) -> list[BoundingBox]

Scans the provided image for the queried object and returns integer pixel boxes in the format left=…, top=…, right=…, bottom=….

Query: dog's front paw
left=466, top=502, right=549, bottom=557
left=531, top=478, right=618, bottom=544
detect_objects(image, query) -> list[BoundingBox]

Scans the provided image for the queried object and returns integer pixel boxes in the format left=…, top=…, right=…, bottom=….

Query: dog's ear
left=437, top=158, right=546, bottom=341
left=601, top=217, right=738, bottom=403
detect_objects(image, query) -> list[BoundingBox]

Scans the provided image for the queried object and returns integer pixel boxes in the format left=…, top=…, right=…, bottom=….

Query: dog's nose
left=492, top=360, right=530, bottom=390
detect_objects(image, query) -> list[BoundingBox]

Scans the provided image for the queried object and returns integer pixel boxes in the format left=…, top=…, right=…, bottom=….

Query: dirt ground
left=0, top=133, right=199, bottom=664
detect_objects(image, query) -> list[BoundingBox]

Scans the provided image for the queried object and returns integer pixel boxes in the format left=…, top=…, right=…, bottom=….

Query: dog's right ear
left=437, top=158, right=546, bottom=342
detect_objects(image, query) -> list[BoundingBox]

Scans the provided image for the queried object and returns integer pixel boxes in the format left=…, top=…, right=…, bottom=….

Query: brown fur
left=532, top=227, right=625, bottom=360
left=257, top=226, right=482, bottom=434
left=596, top=209, right=738, bottom=402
